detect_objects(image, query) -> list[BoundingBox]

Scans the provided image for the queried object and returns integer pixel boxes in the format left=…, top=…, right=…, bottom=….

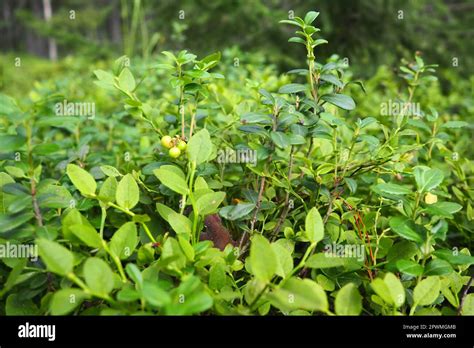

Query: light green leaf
left=110, top=222, right=138, bottom=260
left=178, top=235, right=194, bottom=261
left=142, top=280, right=171, bottom=307
left=305, top=207, right=324, bottom=243
left=66, top=164, right=96, bottom=197
left=269, top=278, right=328, bottom=312
left=209, top=262, right=226, bottom=290
left=50, top=289, right=88, bottom=315
left=461, top=294, right=474, bottom=315
left=98, top=176, right=117, bottom=204
left=83, top=257, right=115, bottom=295
left=413, top=276, right=441, bottom=306
left=196, top=191, right=226, bottom=216
left=271, top=242, right=293, bottom=278
left=118, top=67, right=136, bottom=92
left=36, top=239, right=74, bottom=276
left=69, top=224, right=102, bottom=248
left=187, top=129, right=213, bottom=165
left=249, top=234, right=277, bottom=282
left=168, top=211, right=192, bottom=237
left=153, top=165, right=188, bottom=195
left=304, top=11, right=320, bottom=24
left=305, top=253, right=346, bottom=268
left=384, top=272, right=405, bottom=308
left=335, top=283, right=362, bottom=315
left=116, top=174, right=139, bottom=210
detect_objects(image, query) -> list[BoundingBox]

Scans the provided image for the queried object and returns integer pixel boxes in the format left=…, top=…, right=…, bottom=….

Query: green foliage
left=0, top=10, right=472, bottom=317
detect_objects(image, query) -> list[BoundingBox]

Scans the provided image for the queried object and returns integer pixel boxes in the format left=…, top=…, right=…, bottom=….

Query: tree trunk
left=42, top=0, right=57, bottom=60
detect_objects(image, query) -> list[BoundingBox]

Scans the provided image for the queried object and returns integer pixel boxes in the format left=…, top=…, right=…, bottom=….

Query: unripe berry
left=177, top=140, right=187, bottom=151
left=169, top=147, right=181, bottom=158
left=161, top=135, right=173, bottom=149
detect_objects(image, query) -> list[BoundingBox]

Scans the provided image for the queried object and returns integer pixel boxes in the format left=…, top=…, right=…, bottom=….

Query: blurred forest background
left=1, top=0, right=473, bottom=79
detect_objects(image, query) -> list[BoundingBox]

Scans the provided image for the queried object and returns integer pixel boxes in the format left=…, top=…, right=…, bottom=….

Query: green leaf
left=168, top=211, right=192, bottom=237
left=118, top=67, right=136, bottom=92
left=153, top=165, right=188, bottom=195
left=425, top=202, right=462, bottom=218
left=156, top=202, right=175, bottom=222
left=187, top=129, right=213, bottom=165
left=320, top=74, right=344, bottom=88
left=304, top=11, right=320, bottom=24
left=66, top=164, right=97, bottom=197
left=219, top=203, right=255, bottom=220
left=98, top=176, right=117, bottom=204
left=389, top=216, right=424, bottom=243
left=413, top=276, right=441, bottom=306
left=441, top=121, right=468, bottom=129
left=125, top=263, right=143, bottom=287
left=432, top=249, right=474, bottom=266
left=69, top=224, right=102, bottom=248
left=141, top=280, right=171, bottom=307
left=414, top=166, right=444, bottom=193
left=271, top=242, right=293, bottom=278
left=5, top=294, right=39, bottom=315
left=396, top=259, right=424, bottom=276
left=50, top=289, right=88, bottom=315
left=370, top=278, right=393, bottom=305
left=384, top=273, right=405, bottom=308
left=278, top=83, right=307, bottom=94
left=36, top=239, right=74, bottom=276
left=110, top=222, right=138, bottom=260
left=305, top=207, right=324, bottom=243
left=196, top=191, right=226, bottom=216
left=270, top=131, right=291, bottom=148
left=83, top=257, right=115, bottom=295
left=249, top=234, right=277, bottom=282
left=240, top=112, right=272, bottom=124
left=116, top=174, right=139, bottom=210
left=461, top=294, right=474, bottom=315
left=279, top=19, right=303, bottom=28
left=269, top=278, right=328, bottom=312
left=312, top=39, right=328, bottom=47
left=165, top=276, right=213, bottom=315
left=335, top=283, right=362, bottom=315
left=178, top=235, right=194, bottom=261
left=209, top=262, right=226, bottom=290
left=424, top=259, right=453, bottom=276
left=100, top=165, right=122, bottom=177
left=375, top=183, right=412, bottom=195
left=305, top=253, right=346, bottom=268
left=288, top=37, right=306, bottom=45
left=321, top=94, right=356, bottom=110
left=0, top=134, right=26, bottom=152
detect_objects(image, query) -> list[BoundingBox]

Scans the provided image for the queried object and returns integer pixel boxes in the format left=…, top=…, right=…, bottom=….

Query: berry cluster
left=161, top=135, right=187, bottom=158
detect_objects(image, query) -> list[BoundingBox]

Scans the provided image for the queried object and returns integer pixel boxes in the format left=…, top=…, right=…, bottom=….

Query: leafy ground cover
left=0, top=11, right=473, bottom=316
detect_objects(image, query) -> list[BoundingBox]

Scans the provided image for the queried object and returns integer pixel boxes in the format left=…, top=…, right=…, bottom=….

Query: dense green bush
left=0, top=11, right=472, bottom=316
